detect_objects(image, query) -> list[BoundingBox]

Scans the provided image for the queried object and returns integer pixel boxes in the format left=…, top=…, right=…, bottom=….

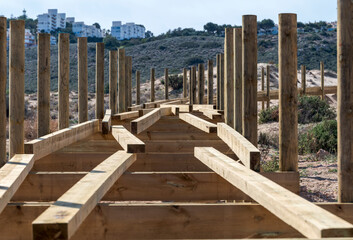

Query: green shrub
left=179, top=42, right=200, bottom=48
left=259, top=106, right=279, bottom=124
left=158, top=45, right=167, bottom=50
left=262, top=156, right=279, bottom=172
left=169, top=75, right=183, bottom=90
left=298, top=95, right=335, bottom=124
left=202, top=42, right=222, bottom=49
left=184, top=56, right=204, bottom=66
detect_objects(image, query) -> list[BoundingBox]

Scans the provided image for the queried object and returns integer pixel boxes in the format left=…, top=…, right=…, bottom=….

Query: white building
left=111, top=21, right=145, bottom=40
left=66, top=17, right=75, bottom=24
left=37, top=9, right=66, bottom=33
left=72, top=21, right=103, bottom=38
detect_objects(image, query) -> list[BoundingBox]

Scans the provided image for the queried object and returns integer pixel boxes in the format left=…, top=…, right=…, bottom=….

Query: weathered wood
left=78, top=37, right=88, bottom=123
left=58, top=33, right=70, bottom=130
left=192, top=66, right=197, bottom=104
left=224, top=28, right=234, bottom=127
left=216, top=54, right=220, bottom=109
left=301, top=65, right=306, bottom=95
left=183, top=68, right=187, bottom=98
left=179, top=113, right=217, bottom=133
left=114, top=110, right=139, bottom=120
left=164, top=68, right=169, bottom=100
left=109, top=50, right=118, bottom=114
left=220, top=53, right=225, bottom=110
left=207, top=60, right=213, bottom=104
left=9, top=20, right=25, bottom=158
left=112, top=125, right=145, bottom=153
left=267, top=64, right=271, bottom=108
left=102, top=109, right=111, bottom=134
left=128, top=104, right=143, bottom=111
left=321, top=61, right=325, bottom=100
left=242, top=15, right=257, bottom=146
left=126, top=56, right=132, bottom=107
left=95, top=42, right=105, bottom=119
left=194, top=147, right=353, bottom=239
left=234, top=28, right=242, bottom=132
left=32, top=151, right=136, bottom=240
left=337, top=0, right=353, bottom=202
left=279, top=13, right=298, bottom=172
left=217, top=123, right=260, bottom=171
left=199, top=108, right=222, bottom=120
left=24, top=120, right=99, bottom=160
left=198, top=63, right=205, bottom=104
left=136, top=70, right=140, bottom=105
left=118, top=48, right=126, bottom=113
left=150, top=68, right=155, bottom=102
left=37, top=33, right=51, bottom=138
left=261, top=66, right=265, bottom=109
left=139, top=108, right=155, bottom=117
left=131, top=108, right=161, bottom=134
left=0, top=17, right=5, bottom=166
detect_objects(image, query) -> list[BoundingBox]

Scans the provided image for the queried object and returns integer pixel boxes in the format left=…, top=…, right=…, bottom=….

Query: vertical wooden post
left=320, top=61, right=325, bottom=100
left=216, top=54, right=220, bottom=109
left=189, top=68, right=193, bottom=104
left=164, top=68, right=169, bottom=100
left=78, top=37, right=88, bottom=123
left=118, top=48, right=125, bottom=113
left=0, top=17, right=6, bottom=165
left=136, top=70, right=140, bottom=105
left=242, top=15, right=257, bottom=146
left=37, top=33, right=51, bottom=137
left=109, top=50, right=118, bottom=114
left=337, top=0, right=353, bottom=202
left=234, top=28, right=242, bottom=132
left=58, top=33, right=70, bottom=130
left=301, top=65, right=306, bottom=95
left=198, top=63, right=205, bottom=104
left=95, top=42, right=105, bottom=119
left=125, top=56, right=132, bottom=108
left=261, top=67, right=265, bottom=110
left=183, top=68, right=187, bottom=98
left=9, top=20, right=25, bottom=158
left=220, top=53, right=225, bottom=110
left=192, top=66, right=197, bottom=104
left=150, top=68, right=155, bottom=102
left=279, top=13, right=298, bottom=172
left=224, top=28, right=234, bottom=127
left=207, top=60, right=213, bottom=104
left=266, top=65, right=270, bottom=109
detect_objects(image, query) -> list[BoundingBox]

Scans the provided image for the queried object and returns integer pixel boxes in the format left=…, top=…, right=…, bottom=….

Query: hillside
left=20, top=31, right=336, bottom=93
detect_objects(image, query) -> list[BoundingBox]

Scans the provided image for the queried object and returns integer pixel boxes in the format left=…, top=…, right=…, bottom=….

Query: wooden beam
left=192, top=104, right=215, bottom=111
left=207, top=60, right=213, bottom=104
left=78, top=37, right=88, bottom=123
left=102, top=109, right=111, bottom=134
left=220, top=53, right=224, bottom=110
left=109, top=50, right=118, bottom=114
left=112, top=125, right=145, bottom=153
left=194, top=147, right=353, bottom=239
left=267, top=64, right=271, bottom=108
left=216, top=54, right=220, bottom=109
left=164, top=68, right=169, bottom=100
left=128, top=104, right=143, bottom=111
left=321, top=61, right=325, bottom=100
left=217, top=123, right=260, bottom=171
left=32, top=151, right=136, bottom=240
left=198, top=63, right=205, bottom=104
left=179, top=113, right=217, bottom=133
left=199, top=108, right=222, bottom=120
left=126, top=56, right=132, bottom=107
left=150, top=68, right=155, bottom=102
left=301, top=65, right=306, bottom=95
left=95, top=42, right=105, bottom=119
left=234, top=28, right=242, bottom=132
left=24, top=120, right=99, bottom=160
left=224, top=28, right=234, bottom=127
left=136, top=70, right=140, bottom=105
left=183, top=68, right=187, bottom=98
left=131, top=108, right=161, bottom=134
left=261, top=66, right=265, bottom=110
left=192, top=66, right=197, bottom=104
left=118, top=48, right=125, bottom=113
left=0, top=17, right=6, bottom=166
left=113, top=110, right=139, bottom=120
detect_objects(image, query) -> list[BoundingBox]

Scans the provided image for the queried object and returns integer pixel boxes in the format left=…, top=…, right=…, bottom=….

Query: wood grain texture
left=234, top=28, right=242, bottom=132
left=109, top=50, right=118, bottom=114
left=118, top=48, right=125, bottom=113
left=0, top=17, right=6, bottom=165
left=224, top=28, right=234, bottom=127
left=78, top=37, right=88, bottom=123
left=95, top=42, right=105, bottom=119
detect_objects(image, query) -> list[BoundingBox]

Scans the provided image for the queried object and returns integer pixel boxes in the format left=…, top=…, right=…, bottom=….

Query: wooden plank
left=131, top=108, right=161, bottom=134
left=0, top=17, right=6, bottom=166
left=217, top=123, right=260, bottom=171
left=0, top=154, right=34, bottom=215
left=136, top=70, right=140, bottom=105
left=118, top=48, right=125, bottom=113
left=32, top=151, right=136, bottom=240
left=164, top=68, right=169, bottom=100
left=224, top=28, right=234, bottom=127
left=198, top=108, right=222, bottom=120
left=109, top=50, right=118, bottom=114
left=301, top=65, right=306, bottom=95
left=95, top=42, right=105, bottom=119
left=234, top=28, right=242, bottom=132
left=150, top=68, right=155, bottom=102
left=128, top=104, right=143, bottom=111
left=112, top=125, right=145, bottom=153
left=216, top=54, right=220, bottom=109
left=220, top=53, right=224, bottom=110
left=179, top=113, right=217, bottom=133
left=183, top=68, right=187, bottom=98
left=113, top=110, right=139, bottom=120
left=101, top=109, right=111, bottom=134
left=207, top=60, right=213, bottom=104
left=267, top=64, right=271, bottom=108
left=198, top=63, right=205, bottom=104
left=321, top=61, right=325, bottom=100
left=192, top=104, right=215, bottom=111
left=24, top=120, right=99, bottom=160
left=78, top=37, right=88, bottom=123
left=194, top=147, right=353, bottom=239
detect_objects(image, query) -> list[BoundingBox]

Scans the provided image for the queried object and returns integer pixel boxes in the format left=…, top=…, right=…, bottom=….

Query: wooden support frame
left=194, top=147, right=353, bottom=239
left=32, top=151, right=136, bottom=240
left=224, top=28, right=234, bottom=127
left=217, top=123, right=260, bottom=171
left=198, top=108, right=223, bottom=120
left=112, top=125, right=145, bottom=153
left=102, top=109, right=111, bottom=134
left=183, top=68, right=187, bottom=98
left=109, top=50, right=118, bottom=114
left=78, top=37, right=88, bottom=123
left=0, top=17, right=6, bottom=166
left=131, top=107, right=172, bottom=134
left=113, top=110, right=139, bottom=120
left=95, top=42, right=105, bottom=119
left=179, top=113, right=217, bottom=133
left=234, top=28, right=242, bottom=132
left=128, top=105, right=143, bottom=111
left=118, top=48, right=126, bottom=113
left=207, top=60, right=213, bottom=104
left=136, top=70, right=140, bottom=105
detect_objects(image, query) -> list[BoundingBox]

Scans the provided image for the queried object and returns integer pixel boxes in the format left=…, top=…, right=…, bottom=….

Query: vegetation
left=259, top=106, right=279, bottom=124
left=169, top=75, right=184, bottom=90
left=262, top=155, right=279, bottom=172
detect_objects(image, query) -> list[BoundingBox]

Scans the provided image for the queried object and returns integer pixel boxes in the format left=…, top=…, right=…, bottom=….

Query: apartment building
left=111, top=21, right=145, bottom=40
left=37, top=9, right=66, bottom=33
left=72, top=21, right=103, bottom=38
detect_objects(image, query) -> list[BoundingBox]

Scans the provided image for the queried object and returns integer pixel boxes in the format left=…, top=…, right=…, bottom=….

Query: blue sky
left=0, top=0, right=337, bottom=34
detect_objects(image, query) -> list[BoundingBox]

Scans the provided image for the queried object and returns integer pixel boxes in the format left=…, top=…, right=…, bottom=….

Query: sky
left=0, top=0, right=337, bottom=35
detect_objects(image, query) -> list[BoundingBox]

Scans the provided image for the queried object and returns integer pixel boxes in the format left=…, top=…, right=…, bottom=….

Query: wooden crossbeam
left=32, top=150, right=136, bottom=240
left=102, top=109, right=111, bottom=134
left=192, top=104, right=215, bottom=111
left=198, top=108, right=223, bottom=120
left=138, top=108, right=155, bottom=117
left=131, top=108, right=161, bottom=134
left=25, top=120, right=99, bottom=160
left=112, top=125, right=145, bottom=153
left=112, top=110, right=139, bottom=120
left=217, top=123, right=260, bottom=171
left=161, top=104, right=192, bottom=112
left=179, top=113, right=217, bottom=133
left=194, top=147, right=353, bottom=239
left=128, top=105, right=143, bottom=111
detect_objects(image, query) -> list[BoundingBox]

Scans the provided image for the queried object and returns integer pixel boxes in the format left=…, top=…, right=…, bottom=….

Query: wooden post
left=78, top=37, right=88, bottom=123
left=266, top=65, right=270, bottom=109
left=37, top=33, right=50, bottom=137
left=337, top=0, right=353, bottom=202
left=279, top=13, right=298, bottom=172
left=189, top=68, right=193, bottom=104
left=198, top=63, right=205, bottom=104
left=164, top=68, right=169, bottom=100
left=0, top=17, right=6, bottom=165
left=234, top=28, right=242, bottom=132
left=136, top=70, right=140, bottom=105
left=207, top=60, right=213, bottom=104
left=95, top=42, right=105, bottom=119
left=183, top=68, right=187, bottom=98
left=118, top=48, right=125, bottom=113
left=9, top=20, right=25, bottom=158
left=58, top=33, right=70, bottom=130
left=242, top=15, right=257, bottom=146
left=220, top=53, right=224, bottom=110
left=301, top=65, right=306, bottom=95
left=224, top=28, right=234, bottom=127
left=150, top=68, right=155, bottom=102
left=192, top=66, right=197, bottom=104
left=216, top=54, right=220, bottom=109
left=125, top=56, right=132, bottom=108
left=109, top=50, right=118, bottom=114
left=261, top=67, right=265, bottom=110
left=320, top=61, right=325, bottom=100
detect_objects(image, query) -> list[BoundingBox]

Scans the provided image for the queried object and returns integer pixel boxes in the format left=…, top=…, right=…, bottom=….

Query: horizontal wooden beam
left=217, top=123, right=260, bottom=171
left=32, top=150, right=136, bottom=240
left=128, top=104, right=143, bottom=111
left=25, top=120, right=99, bottom=160
left=194, top=147, right=353, bottom=239
left=101, top=109, right=111, bottom=134
left=179, top=113, right=217, bottom=133
left=112, top=110, right=139, bottom=120
left=112, top=125, right=145, bottom=153
left=198, top=108, right=223, bottom=120
left=161, top=104, right=192, bottom=113
left=138, top=108, right=154, bottom=117
left=131, top=107, right=172, bottom=134
left=192, top=104, right=216, bottom=111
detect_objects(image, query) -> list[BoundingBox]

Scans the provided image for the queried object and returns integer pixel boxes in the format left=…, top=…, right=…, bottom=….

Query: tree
left=258, top=19, right=275, bottom=29
left=297, top=21, right=305, bottom=28
left=203, top=22, right=218, bottom=35
left=145, top=30, right=153, bottom=38
left=103, top=34, right=120, bottom=50
left=93, top=23, right=101, bottom=29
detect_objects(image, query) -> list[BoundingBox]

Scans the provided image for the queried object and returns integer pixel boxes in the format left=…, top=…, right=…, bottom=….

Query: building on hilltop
left=111, top=21, right=145, bottom=40
left=37, top=9, right=66, bottom=33
left=72, top=21, right=103, bottom=38
left=66, top=17, right=75, bottom=24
